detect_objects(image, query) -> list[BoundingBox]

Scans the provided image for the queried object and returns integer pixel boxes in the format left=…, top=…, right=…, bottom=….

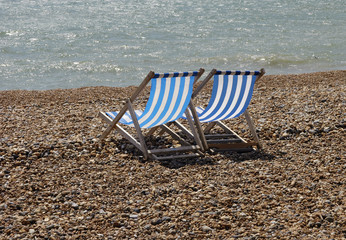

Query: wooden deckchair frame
left=190, top=68, right=266, bottom=152
left=99, top=69, right=206, bottom=160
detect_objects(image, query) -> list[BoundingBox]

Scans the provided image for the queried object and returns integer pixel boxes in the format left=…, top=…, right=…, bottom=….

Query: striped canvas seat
left=106, top=71, right=197, bottom=129
left=184, top=70, right=260, bottom=122
left=99, top=69, right=205, bottom=160
left=182, top=69, right=265, bottom=152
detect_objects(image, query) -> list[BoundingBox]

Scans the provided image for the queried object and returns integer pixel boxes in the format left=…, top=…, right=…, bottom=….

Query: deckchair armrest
left=100, top=71, right=155, bottom=140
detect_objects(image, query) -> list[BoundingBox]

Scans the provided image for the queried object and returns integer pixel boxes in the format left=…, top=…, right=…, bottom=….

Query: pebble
left=0, top=71, right=345, bottom=239
left=201, top=225, right=213, bottom=232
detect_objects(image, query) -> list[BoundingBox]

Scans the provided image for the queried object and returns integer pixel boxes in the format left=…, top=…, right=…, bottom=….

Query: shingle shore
left=0, top=71, right=345, bottom=239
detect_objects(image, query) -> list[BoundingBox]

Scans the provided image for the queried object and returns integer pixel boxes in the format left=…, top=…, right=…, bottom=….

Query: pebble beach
left=0, top=71, right=345, bottom=239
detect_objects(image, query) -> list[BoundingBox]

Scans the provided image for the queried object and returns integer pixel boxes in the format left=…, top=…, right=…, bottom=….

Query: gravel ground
left=0, top=70, right=345, bottom=239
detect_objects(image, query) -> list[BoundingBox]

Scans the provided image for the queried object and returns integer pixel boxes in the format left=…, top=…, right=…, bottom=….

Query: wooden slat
left=208, top=142, right=257, bottom=149
left=99, top=112, right=143, bottom=153
left=192, top=69, right=217, bottom=99
left=155, top=122, right=172, bottom=136
left=159, top=124, right=191, bottom=146
left=148, top=145, right=200, bottom=155
left=204, top=122, right=217, bottom=134
left=212, top=148, right=254, bottom=153
left=207, top=139, right=243, bottom=144
left=215, top=121, right=248, bottom=143
left=147, top=126, right=159, bottom=136
left=127, top=99, right=149, bottom=159
left=115, top=125, right=142, bottom=151
left=153, top=153, right=201, bottom=161
left=172, top=121, right=194, bottom=139
left=99, top=111, right=112, bottom=124
left=193, top=68, right=206, bottom=84
left=204, top=134, right=237, bottom=139
left=244, top=110, right=262, bottom=149
left=256, top=68, right=266, bottom=82
left=185, top=107, right=205, bottom=151
left=188, top=101, right=208, bottom=151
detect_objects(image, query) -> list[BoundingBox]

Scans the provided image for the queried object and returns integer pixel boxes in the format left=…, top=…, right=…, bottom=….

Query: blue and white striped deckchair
left=99, top=69, right=205, bottom=160
left=184, top=69, right=265, bottom=151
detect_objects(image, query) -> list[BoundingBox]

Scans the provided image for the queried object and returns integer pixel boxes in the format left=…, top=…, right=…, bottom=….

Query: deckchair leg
left=159, top=124, right=191, bottom=146
left=126, top=99, right=149, bottom=159
left=115, top=124, right=143, bottom=150
left=204, top=122, right=217, bottom=134
left=100, top=71, right=155, bottom=141
left=157, top=122, right=173, bottom=136
left=157, top=121, right=196, bottom=140
left=172, top=121, right=194, bottom=139
left=147, top=122, right=191, bottom=146
left=215, top=121, right=247, bottom=143
left=99, top=111, right=143, bottom=150
left=244, top=110, right=262, bottom=149
left=185, top=108, right=205, bottom=152
left=147, top=126, right=160, bottom=136
left=188, top=102, right=208, bottom=151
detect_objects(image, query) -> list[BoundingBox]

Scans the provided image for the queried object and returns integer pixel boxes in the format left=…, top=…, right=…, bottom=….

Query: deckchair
left=99, top=69, right=205, bottom=160
left=182, top=68, right=265, bottom=152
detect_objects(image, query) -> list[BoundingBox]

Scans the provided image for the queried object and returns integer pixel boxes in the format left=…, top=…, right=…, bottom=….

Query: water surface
left=1, top=0, right=345, bottom=90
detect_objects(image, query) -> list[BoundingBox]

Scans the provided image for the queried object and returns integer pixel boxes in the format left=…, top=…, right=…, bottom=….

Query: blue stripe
left=144, top=76, right=194, bottom=128
left=138, top=78, right=157, bottom=119
left=165, top=76, right=187, bottom=122
left=223, top=75, right=247, bottom=119
left=138, top=78, right=167, bottom=127
left=197, top=75, right=220, bottom=118
left=233, top=75, right=256, bottom=118
left=200, top=75, right=229, bottom=121
left=180, top=71, right=259, bottom=122
left=107, top=111, right=139, bottom=125
left=106, top=112, right=117, bottom=119
left=213, top=74, right=238, bottom=121
left=146, top=77, right=177, bottom=128
left=119, top=111, right=132, bottom=124
left=205, top=74, right=231, bottom=121
left=175, top=76, right=194, bottom=119
left=111, top=72, right=199, bottom=127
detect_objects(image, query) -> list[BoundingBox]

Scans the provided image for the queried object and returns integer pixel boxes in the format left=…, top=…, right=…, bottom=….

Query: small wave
left=49, top=61, right=124, bottom=74
left=0, top=30, right=21, bottom=37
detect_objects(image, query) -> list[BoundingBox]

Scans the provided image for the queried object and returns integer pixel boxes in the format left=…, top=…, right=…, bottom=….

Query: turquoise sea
left=1, top=0, right=345, bottom=90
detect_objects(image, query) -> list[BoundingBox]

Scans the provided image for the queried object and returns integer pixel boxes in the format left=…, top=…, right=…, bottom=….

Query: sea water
left=0, top=0, right=345, bottom=90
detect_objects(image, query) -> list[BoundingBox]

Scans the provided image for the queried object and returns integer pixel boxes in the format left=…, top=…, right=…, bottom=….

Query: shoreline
left=1, top=70, right=345, bottom=93
left=1, top=70, right=345, bottom=239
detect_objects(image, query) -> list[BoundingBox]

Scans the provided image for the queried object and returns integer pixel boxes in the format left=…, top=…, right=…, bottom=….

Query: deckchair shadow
left=182, top=68, right=265, bottom=152
left=99, top=69, right=205, bottom=160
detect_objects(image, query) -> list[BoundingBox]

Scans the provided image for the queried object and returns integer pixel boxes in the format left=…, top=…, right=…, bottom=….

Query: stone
left=0, top=71, right=345, bottom=239
left=201, top=225, right=213, bottom=232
